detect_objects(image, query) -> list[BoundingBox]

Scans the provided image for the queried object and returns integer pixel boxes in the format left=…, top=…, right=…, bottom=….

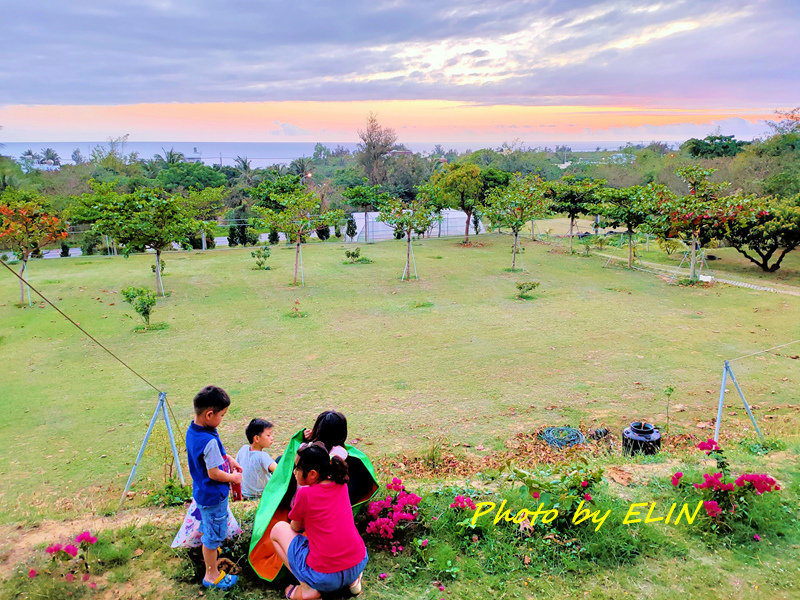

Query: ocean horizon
left=1, top=140, right=667, bottom=168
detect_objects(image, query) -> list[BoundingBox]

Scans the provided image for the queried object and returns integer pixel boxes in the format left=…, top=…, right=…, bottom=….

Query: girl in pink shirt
left=270, top=442, right=368, bottom=599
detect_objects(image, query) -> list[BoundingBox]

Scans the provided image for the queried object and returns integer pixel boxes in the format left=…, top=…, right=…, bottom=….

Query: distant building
left=184, top=147, right=203, bottom=163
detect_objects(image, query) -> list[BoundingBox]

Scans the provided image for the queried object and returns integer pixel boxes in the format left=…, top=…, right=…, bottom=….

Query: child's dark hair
left=193, top=385, right=231, bottom=415
left=309, top=410, right=347, bottom=450
left=296, top=444, right=349, bottom=484
left=246, top=418, right=273, bottom=444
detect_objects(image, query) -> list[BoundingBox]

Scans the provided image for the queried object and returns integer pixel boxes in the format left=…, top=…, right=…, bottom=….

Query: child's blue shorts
left=196, top=498, right=228, bottom=550
left=287, top=535, right=368, bottom=593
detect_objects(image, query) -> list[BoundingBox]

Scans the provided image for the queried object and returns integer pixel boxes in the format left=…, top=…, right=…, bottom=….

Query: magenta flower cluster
left=449, top=495, right=476, bottom=510
left=697, top=438, right=721, bottom=453
left=735, top=473, right=780, bottom=495
left=671, top=472, right=683, bottom=486
left=366, top=478, right=421, bottom=541
left=703, top=501, right=723, bottom=518
left=693, top=472, right=735, bottom=492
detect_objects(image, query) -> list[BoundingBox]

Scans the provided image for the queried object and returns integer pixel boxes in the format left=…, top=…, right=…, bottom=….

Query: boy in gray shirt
left=235, top=419, right=277, bottom=500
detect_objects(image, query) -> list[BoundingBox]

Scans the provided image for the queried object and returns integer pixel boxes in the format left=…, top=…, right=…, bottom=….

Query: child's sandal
left=285, top=584, right=299, bottom=599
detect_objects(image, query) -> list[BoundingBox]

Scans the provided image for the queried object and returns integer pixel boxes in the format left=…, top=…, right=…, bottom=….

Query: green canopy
left=248, top=429, right=379, bottom=581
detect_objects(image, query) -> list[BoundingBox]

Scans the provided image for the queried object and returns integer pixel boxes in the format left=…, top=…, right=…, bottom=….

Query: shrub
left=516, top=281, right=540, bottom=299
left=346, top=213, right=357, bottom=239
left=150, top=260, right=166, bottom=275
left=60, top=241, right=71, bottom=257
left=121, top=286, right=156, bottom=328
left=268, top=229, right=280, bottom=245
left=251, top=246, right=271, bottom=270
left=145, top=479, right=192, bottom=507
left=227, top=224, right=239, bottom=247
left=366, top=477, right=422, bottom=543
left=344, top=247, right=373, bottom=264
left=316, top=224, right=331, bottom=241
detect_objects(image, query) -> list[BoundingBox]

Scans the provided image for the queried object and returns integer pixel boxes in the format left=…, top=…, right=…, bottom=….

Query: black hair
left=309, top=410, right=347, bottom=450
left=295, top=444, right=349, bottom=485
left=246, top=418, right=273, bottom=444
left=193, top=385, right=231, bottom=415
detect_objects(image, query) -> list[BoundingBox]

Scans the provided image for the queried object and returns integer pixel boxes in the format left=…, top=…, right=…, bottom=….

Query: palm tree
left=20, top=149, right=41, bottom=163
left=156, top=147, right=184, bottom=165
left=71, top=148, right=86, bottom=165
left=234, top=156, right=254, bottom=186
left=289, top=156, right=313, bottom=179
left=40, top=148, right=61, bottom=166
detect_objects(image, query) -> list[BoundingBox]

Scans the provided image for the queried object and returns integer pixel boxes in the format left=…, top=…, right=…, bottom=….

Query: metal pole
left=160, top=392, right=186, bottom=485
left=726, top=362, right=765, bottom=442
left=713, top=363, right=728, bottom=442
left=120, top=395, right=163, bottom=508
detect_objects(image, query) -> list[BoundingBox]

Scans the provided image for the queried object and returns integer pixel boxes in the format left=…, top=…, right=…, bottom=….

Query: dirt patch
left=0, top=507, right=181, bottom=578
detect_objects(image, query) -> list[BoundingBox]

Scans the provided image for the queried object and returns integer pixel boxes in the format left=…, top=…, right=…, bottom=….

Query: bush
left=227, top=224, right=239, bottom=247
left=516, top=281, right=540, bottom=299
left=80, top=231, right=102, bottom=256
left=251, top=246, right=271, bottom=270
left=268, top=229, right=280, bottom=245
left=121, top=286, right=157, bottom=328
left=344, top=247, right=372, bottom=264
left=60, top=241, right=71, bottom=257
left=150, top=260, right=166, bottom=275
left=316, top=224, right=331, bottom=241
left=346, top=213, right=358, bottom=239
left=145, top=479, right=192, bottom=507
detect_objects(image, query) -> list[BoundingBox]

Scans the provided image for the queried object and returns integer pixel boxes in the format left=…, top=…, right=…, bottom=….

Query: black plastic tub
left=622, top=422, right=661, bottom=456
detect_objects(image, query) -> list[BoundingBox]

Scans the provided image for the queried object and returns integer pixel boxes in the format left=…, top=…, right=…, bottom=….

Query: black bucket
left=622, top=422, right=661, bottom=456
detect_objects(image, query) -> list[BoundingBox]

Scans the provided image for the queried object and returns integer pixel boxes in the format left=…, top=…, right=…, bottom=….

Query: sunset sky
left=1, top=0, right=797, bottom=144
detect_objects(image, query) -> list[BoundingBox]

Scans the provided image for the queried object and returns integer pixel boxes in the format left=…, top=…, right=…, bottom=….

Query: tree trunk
left=512, top=232, right=519, bottom=270
left=364, top=210, right=369, bottom=243
left=689, top=233, right=698, bottom=282
left=628, top=229, right=633, bottom=269
left=569, top=216, right=574, bottom=253
left=531, top=220, right=535, bottom=241
left=155, top=250, right=165, bottom=296
left=294, top=238, right=301, bottom=285
left=463, top=209, right=471, bottom=244
left=18, top=258, right=27, bottom=305
left=438, top=218, right=442, bottom=238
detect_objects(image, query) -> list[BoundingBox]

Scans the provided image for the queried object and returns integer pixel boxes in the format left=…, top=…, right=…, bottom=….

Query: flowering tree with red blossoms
left=0, top=190, right=67, bottom=304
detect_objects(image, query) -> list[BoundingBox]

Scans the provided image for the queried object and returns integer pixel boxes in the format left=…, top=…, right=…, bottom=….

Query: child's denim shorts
left=196, top=498, right=228, bottom=550
left=287, top=535, right=368, bottom=593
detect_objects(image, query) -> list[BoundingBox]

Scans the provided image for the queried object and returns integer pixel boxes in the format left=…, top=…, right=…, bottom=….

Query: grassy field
left=1, top=231, right=799, bottom=598
left=1, top=232, right=799, bottom=518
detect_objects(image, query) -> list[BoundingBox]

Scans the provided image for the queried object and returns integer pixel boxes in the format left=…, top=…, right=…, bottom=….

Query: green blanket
left=248, top=429, right=379, bottom=581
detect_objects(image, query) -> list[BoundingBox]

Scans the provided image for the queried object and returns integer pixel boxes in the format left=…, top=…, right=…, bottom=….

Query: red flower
left=532, top=491, right=540, bottom=500
left=580, top=481, right=589, bottom=487
left=28, top=569, right=37, bottom=578
left=671, top=472, right=683, bottom=486
left=753, top=534, right=761, bottom=541
left=63, top=544, right=79, bottom=558
left=65, top=573, right=75, bottom=582
left=697, top=439, right=720, bottom=453
left=704, top=501, right=722, bottom=518
left=584, top=494, right=592, bottom=502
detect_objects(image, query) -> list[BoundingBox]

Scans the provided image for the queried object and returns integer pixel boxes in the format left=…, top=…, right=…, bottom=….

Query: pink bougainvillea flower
left=89, top=582, right=97, bottom=589
left=704, top=501, right=722, bottom=518
left=65, top=573, right=75, bottom=582
left=439, top=585, right=445, bottom=591
left=697, top=439, right=721, bottom=453
left=420, top=539, right=428, bottom=548
left=63, top=544, right=79, bottom=558
left=671, top=472, right=683, bottom=486
left=379, top=573, right=387, bottom=580
left=754, top=534, right=761, bottom=541
left=28, top=569, right=37, bottom=578
left=532, top=491, right=540, bottom=500
left=75, top=531, right=91, bottom=543
left=82, top=573, right=90, bottom=582
left=584, top=494, right=592, bottom=502
left=580, top=481, right=589, bottom=487
left=46, top=543, right=63, bottom=555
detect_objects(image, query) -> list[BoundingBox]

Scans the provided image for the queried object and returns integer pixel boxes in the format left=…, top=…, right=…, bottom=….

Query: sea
left=0, top=140, right=644, bottom=167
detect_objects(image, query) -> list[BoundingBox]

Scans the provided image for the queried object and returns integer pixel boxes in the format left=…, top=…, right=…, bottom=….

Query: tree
left=650, top=166, right=728, bottom=281
left=356, top=113, right=398, bottom=186
left=681, top=135, right=749, bottom=158
left=765, top=107, right=800, bottom=135
left=249, top=174, right=305, bottom=211
left=432, top=163, right=483, bottom=243
left=722, top=194, right=800, bottom=272
left=256, top=190, right=344, bottom=285
left=122, top=286, right=157, bottom=328
left=186, top=186, right=226, bottom=221
left=40, top=148, right=61, bottom=166
left=234, top=156, right=255, bottom=186
left=71, top=148, right=87, bottom=165
left=92, top=188, right=198, bottom=295
left=376, top=196, right=438, bottom=280
left=155, top=147, right=185, bottom=165
left=20, top=149, right=41, bottom=163
left=342, top=183, right=390, bottom=243
left=544, top=176, right=606, bottom=253
left=155, top=162, right=226, bottom=192
left=0, top=190, right=67, bottom=303
left=415, top=182, right=449, bottom=237
left=289, top=157, right=313, bottom=180
left=597, top=185, right=666, bottom=268
left=480, top=174, right=550, bottom=270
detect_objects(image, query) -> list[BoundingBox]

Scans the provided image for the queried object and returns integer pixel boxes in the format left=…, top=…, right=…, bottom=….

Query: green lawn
left=2, top=233, right=798, bottom=520
left=2, top=233, right=800, bottom=598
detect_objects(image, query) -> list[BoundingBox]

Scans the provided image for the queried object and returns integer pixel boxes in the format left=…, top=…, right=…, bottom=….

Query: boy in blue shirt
left=185, top=385, right=242, bottom=590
